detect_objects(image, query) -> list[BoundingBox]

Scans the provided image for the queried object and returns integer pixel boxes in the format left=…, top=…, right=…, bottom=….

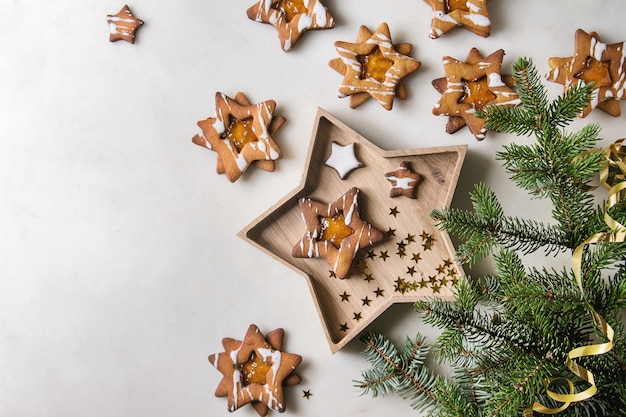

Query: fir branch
left=432, top=184, right=569, bottom=265
left=355, top=333, right=442, bottom=412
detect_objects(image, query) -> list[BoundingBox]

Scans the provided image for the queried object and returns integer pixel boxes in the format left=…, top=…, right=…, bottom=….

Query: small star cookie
left=546, top=29, right=626, bottom=117
left=325, top=142, right=363, bottom=179
left=432, top=48, right=519, bottom=140
left=247, top=0, right=335, bottom=52
left=208, top=325, right=302, bottom=416
left=385, top=161, right=423, bottom=198
left=329, top=23, right=421, bottom=110
left=192, top=92, right=285, bottom=182
left=423, top=0, right=490, bottom=39
left=107, top=5, right=144, bottom=44
left=292, top=187, right=385, bottom=279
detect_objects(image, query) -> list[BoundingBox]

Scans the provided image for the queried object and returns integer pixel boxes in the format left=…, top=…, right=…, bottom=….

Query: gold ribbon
left=529, top=140, right=626, bottom=415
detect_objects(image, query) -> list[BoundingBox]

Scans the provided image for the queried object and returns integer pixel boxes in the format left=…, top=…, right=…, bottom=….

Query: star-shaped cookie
left=292, top=187, right=385, bottom=279
left=208, top=324, right=302, bottom=416
left=107, top=5, right=144, bottom=44
left=423, top=0, right=490, bottom=39
left=385, top=161, right=423, bottom=198
left=246, top=0, right=335, bottom=52
left=329, top=23, right=421, bottom=110
left=325, top=142, right=363, bottom=179
left=192, top=92, right=285, bottom=182
left=432, top=48, right=519, bottom=140
left=546, top=29, right=626, bottom=117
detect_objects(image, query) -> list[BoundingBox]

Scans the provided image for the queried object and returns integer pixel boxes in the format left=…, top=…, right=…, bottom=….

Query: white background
left=1, top=1, right=625, bottom=416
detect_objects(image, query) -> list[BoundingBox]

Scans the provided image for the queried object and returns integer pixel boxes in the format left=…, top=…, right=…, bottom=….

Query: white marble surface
left=1, top=1, right=625, bottom=416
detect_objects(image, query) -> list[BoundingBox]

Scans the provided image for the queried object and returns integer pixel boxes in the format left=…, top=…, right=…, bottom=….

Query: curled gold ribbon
left=530, top=142, right=626, bottom=414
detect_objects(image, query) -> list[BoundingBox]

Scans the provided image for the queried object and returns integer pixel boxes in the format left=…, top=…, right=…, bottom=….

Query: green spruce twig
left=356, top=57, right=626, bottom=416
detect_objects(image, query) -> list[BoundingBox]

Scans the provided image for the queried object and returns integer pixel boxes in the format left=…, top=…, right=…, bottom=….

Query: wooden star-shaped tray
left=239, top=109, right=466, bottom=352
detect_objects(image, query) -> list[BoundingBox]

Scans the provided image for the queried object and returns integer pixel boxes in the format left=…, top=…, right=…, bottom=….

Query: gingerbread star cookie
left=329, top=23, right=421, bottom=110
left=192, top=92, right=285, bottom=182
left=107, top=5, right=144, bottom=44
left=385, top=161, right=423, bottom=199
left=292, top=187, right=385, bottom=279
left=423, top=0, right=490, bottom=39
left=209, top=324, right=302, bottom=416
left=246, top=0, right=335, bottom=52
left=546, top=29, right=626, bottom=117
left=432, top=48, right=519, bottom=140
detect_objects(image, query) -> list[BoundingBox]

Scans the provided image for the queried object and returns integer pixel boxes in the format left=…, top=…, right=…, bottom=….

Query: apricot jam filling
left=357, top=46, right=393, bottom=82
left=460, top=77, right=497, bottom=110
left=318, top=213, right=354, bottom=249
left=446, top=0, right=470, bottom=13
left=576, top=57, right=612, bottom=88
left=240, top=351, right=272, bottom=386
left=223, top=116, right=256, bottom=152
left=272, top=0, right=308, bottom=22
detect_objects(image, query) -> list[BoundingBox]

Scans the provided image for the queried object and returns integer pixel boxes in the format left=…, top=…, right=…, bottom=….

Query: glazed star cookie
left=324, top=142, right=363, bottom=179
left=209, top=325, right=302, bottom=416
left=423, top=0, right=490, bottom=39
left=292, top=187, right=385, bottom=279
left=432, top=48, right=519, bottom=140
left=192, top=92, right=285, bottom=182
left=385, top=161, right=423, bottom=199
left=247, top=0, right=335, bottom=52
left=107, top=5, right=144, bottom=44
left=329, top=23, right=421, bottom=110
left=547, top=29, right=626, bottom=117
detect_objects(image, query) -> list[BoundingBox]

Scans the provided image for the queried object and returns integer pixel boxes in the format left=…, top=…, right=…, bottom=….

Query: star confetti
left=208, top=325, right=302, bottom=416
left=107, top=5, right=144, bottom=44
left=329, top=23, right=421, bottom=110
left=432, top=48, right=520, bottom=140
left=546, top=29, right=626, bottom=117
left=246, top=0, right=335, bottom=52
left=192, top=92, right=285, bottom=182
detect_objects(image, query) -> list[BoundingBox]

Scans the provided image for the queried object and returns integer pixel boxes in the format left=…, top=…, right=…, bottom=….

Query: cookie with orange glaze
left=432, top=48, right=519, bottom=140
left=546, top=29, right=626, bottom=117
left=329, top=23, right=421, bottom=110
left=292, top=187, right=385, bottom=279
left=208, top=324, right=302, bottom=416
left=247, top=0, right=335, bottom=52
left=423, top=0, right=490, bottom=39
left=192, top=92, right=285, bottom=182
